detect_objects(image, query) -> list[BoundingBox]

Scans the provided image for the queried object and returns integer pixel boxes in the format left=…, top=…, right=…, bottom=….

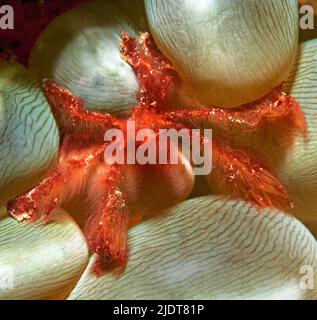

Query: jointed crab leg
left=209, top=138, right=291, bottom=210
left=121, top=32, right=178, bottom=109
left=162, top=86, right=307, bottom=137
left=122, top=32, right=307, bottom=140
left=8, top=144, right=105, bottom=222
left=43, top=80, right=124, bottom=136
left=84, top=164, right=129, bottom=265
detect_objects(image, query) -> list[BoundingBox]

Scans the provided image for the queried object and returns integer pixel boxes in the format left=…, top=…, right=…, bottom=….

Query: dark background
left=0, top=0, right=88, bottom=65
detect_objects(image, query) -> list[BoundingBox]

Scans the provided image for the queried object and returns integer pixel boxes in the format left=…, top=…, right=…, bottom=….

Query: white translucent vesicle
left=0, top=60, right=59, bottom=205
left=68, top=197, right=317, bottom=300
left=0, top=209, right=88, bottom=299
left=30, top=0, right=141, bottom=115
left=145, top=0, right=299, bottom=108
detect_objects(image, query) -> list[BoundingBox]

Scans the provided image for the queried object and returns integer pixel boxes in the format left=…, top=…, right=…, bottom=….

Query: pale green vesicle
left=0, top=208, right=88, bottom=299
left=68, top=196, right=317, bottom=300
left=145, top=0, right=299, bottom=108
left=280, top=38, right=317, bottom=218
left=30, top=0, right=142, bottom=115
left=0, top=60, right=59, bottom=205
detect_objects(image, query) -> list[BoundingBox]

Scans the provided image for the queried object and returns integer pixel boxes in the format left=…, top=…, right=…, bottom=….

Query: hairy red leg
left=208, top=138, right=291, bottom=210
left=121, top=32, right=178, bottom=109
left=84, top=165, right=129, bottom=265
left=7, top=144, right=104, bottom=222
left=43, top=80, right=124, bottom=136
left=163, top=86, right=307, bottom=137
left=43, top=78, right=174, bottom=138
left=121, top=33, right=307, bottom=139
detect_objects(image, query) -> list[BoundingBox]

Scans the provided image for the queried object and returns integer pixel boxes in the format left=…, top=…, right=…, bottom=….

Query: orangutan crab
left=6, top=30, right=307, bottom=266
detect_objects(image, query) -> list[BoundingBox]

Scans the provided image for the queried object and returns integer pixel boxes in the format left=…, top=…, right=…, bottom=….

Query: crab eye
left=30, top=0, right=141, bottom=116
left=144, top=0, right=299, bottom=108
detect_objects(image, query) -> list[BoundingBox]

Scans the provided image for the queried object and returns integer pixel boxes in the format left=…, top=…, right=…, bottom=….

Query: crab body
left=7, top=32, right=307, bottom=266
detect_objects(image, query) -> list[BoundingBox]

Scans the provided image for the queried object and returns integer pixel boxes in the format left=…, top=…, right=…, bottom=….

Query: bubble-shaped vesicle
left=69, top=196, right=317, bottom=300
left=145, top=0, right=299, bottom=108
left=30, top=0, right=140, bottom=115
left=0, top=60, right=59, bottom=204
